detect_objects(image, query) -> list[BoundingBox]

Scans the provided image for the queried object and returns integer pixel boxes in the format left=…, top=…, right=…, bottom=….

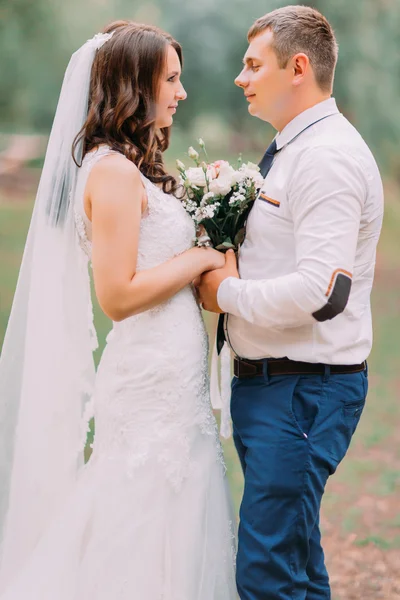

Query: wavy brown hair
left=73, top=20, right=183, bottom=194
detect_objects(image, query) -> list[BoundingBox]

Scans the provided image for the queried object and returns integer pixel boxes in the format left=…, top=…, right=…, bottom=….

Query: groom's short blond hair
left=248, top=6, right=338, bottom=93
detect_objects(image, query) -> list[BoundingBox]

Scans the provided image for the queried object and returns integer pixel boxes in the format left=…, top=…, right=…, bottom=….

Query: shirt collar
left=275, top=97, right=339, bottom=151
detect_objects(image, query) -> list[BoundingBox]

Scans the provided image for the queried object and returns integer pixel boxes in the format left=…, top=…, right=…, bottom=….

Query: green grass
left=1, top=179, right=400, bottom=539
left=355, top=535, right=396, bottom=550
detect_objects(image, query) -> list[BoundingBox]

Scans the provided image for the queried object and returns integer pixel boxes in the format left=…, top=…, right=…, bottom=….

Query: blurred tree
left=0, top=0, right=65, bottom=131
left=162, top=0, right=400, bottom=167
left=322, top=0, right=400, bottom=172
left=162, top=0, right=275, bottom=149
left=0, top=0, right=399, bottom=170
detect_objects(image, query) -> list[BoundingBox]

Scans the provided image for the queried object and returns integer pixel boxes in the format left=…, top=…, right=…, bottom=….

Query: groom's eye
left=252, top=65, right=260, bottom=71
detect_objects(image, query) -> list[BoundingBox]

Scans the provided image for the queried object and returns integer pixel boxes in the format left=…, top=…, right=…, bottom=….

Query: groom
left=198, top=5, right=383, bottom=600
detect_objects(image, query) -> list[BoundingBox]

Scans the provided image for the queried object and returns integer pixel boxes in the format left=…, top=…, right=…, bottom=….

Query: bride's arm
left=86, top=154, right=224, bottom=322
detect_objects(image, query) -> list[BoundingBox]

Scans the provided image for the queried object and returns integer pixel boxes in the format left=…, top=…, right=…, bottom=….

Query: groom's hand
left=197, top=249, right=239, bottom=313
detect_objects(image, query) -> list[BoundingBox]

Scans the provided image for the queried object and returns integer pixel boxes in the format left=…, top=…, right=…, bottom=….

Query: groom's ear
left=291, top=53, right=310, bottom=85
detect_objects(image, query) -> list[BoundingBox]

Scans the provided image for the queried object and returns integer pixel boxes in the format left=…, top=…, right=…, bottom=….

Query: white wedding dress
left=0, top=146, right=237, bottom=599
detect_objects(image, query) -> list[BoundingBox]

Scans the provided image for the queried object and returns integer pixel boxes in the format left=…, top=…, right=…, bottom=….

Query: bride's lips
left=168, top=104, right=178, bottom=113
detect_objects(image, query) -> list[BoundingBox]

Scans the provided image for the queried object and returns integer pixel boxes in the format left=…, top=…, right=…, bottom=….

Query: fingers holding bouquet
left=196, top=249, right=239, bottom=313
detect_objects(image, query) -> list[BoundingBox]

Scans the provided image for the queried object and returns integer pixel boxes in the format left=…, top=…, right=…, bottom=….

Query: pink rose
left=211, top=160, right=230, bottom=176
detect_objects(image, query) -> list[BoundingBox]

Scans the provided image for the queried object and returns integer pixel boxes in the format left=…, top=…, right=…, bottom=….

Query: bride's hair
left=73, top=20, right=183, bottom=195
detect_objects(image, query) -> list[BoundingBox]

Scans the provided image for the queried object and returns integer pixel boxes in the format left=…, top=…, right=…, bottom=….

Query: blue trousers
left=231, top=365, right=368, bottom=600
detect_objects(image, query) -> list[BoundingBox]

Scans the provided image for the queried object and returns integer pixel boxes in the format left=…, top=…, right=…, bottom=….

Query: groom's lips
left=245, top=94, right=255, bottom=101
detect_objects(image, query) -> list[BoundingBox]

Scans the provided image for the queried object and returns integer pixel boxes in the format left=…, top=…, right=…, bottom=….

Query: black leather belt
left=234, top=356, right=367, bottom=379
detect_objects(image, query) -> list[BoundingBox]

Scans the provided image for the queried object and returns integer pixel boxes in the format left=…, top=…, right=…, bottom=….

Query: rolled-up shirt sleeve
left=217, top=146, right=366, bottom=329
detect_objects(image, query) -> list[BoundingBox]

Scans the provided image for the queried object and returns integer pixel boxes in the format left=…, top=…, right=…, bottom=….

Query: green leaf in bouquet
left=234, top=227, right=245, bottom=247
left=215, top=238, right=235, bottom=251
left=201, top=217, right=220, bottom=233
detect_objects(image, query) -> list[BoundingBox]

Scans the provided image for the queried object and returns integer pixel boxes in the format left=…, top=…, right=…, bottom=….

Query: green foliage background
left=1, top=0, right=400, bottom=170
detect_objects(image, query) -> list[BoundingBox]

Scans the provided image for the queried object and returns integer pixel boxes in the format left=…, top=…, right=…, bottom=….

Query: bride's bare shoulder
left=86, top=151, right=145, bottom=205
left=84, top=151, right=146, bottom=221
left=89, top=151, right=141, bottom=184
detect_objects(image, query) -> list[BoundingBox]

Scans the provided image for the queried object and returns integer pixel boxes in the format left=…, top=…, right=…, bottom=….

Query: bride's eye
left=168, top=75, right=177, bottom=82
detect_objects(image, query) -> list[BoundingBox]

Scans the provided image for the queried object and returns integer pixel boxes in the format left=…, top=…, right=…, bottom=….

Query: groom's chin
left=248, top=104, right=260, bottom=118
left=248, top=105, right=269, bottom=123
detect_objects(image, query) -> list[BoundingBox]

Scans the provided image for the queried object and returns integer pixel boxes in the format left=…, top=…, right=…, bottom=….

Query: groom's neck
left=274, top=90, right=332, bottom=132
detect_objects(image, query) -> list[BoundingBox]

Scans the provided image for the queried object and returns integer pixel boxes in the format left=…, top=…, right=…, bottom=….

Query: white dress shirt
left=217, top=98, right=384, bottom=364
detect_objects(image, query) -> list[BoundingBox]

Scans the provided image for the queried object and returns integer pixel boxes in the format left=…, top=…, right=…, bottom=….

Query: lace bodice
left=74, top=145, right=196, bottom=268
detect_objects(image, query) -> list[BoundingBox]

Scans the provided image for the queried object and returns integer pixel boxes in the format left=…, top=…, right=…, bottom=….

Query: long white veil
left=0, top=31, right=112, bottom=590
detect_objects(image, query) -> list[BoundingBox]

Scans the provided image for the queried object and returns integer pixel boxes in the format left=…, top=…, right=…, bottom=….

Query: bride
left=0, top=20, right=237, bottom=599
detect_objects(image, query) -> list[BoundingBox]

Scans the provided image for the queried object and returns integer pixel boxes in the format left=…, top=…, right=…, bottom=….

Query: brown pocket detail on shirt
left=325, top=268, right=352, bottom=297
left=259, top=193, right=280, bottom=207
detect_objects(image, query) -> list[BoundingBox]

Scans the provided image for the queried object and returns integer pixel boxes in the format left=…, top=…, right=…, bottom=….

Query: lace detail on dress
left=93, top=286, right=226, bottom=491
left=136, top=176, right=196, bottom=271
left=73, top=147, right=228, bottom=488
left=73, top=145, right=120, bottom=260
left=214, top=518, right=237, bottom=596
left=226, top=520, right=237, bottom=569
left=73, top=198, right=97, bottom=357
left=157, top=433, right=192, bottom=493
left=194, top=336, right=227, bottom=474
left=74, top=209, right=92, bottom=257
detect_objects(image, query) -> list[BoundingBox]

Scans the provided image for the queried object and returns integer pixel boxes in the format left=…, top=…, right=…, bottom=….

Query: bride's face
left=156, top=45, right=187, bottom=128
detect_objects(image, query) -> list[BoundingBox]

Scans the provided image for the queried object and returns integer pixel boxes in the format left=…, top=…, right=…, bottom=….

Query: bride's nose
left=176, top=84, right=187, bottom=101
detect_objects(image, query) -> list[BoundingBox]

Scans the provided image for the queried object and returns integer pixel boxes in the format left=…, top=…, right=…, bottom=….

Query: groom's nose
left=235, top=69, right=248, bottom=88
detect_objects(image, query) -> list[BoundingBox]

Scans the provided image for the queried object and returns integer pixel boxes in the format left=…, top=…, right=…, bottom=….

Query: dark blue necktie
left=258, top=138, right=278, bottom=178
left=216, top=138, right=279, bottom=354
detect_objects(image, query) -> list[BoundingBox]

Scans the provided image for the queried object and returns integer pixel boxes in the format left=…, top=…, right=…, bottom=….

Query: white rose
left=218, top=164, right=239, bottom=184
left=242, top=161, right=260, bottom=172
left=206, top=165, right=218, bottom=180
left=250, top=172, right=265, bottom=188
left=209, top=175, right=233, bottom=196
left=185, top=167, right=208, bottom=187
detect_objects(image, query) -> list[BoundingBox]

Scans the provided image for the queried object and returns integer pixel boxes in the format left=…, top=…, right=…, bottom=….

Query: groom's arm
left=217, top=146, right=367, bottom=329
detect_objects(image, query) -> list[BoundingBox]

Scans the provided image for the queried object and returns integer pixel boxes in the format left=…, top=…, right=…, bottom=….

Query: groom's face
left=235, top=30, right=292, bottom=126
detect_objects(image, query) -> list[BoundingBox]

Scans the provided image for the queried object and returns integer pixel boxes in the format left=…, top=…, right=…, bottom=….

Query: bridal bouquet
left=176, top=139, right=264, bottom=252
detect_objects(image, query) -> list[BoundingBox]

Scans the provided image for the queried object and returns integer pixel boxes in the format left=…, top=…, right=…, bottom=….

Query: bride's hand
left=188, top=246, right=225, bottom=273
left=200, top=247, right=226, bottom=272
